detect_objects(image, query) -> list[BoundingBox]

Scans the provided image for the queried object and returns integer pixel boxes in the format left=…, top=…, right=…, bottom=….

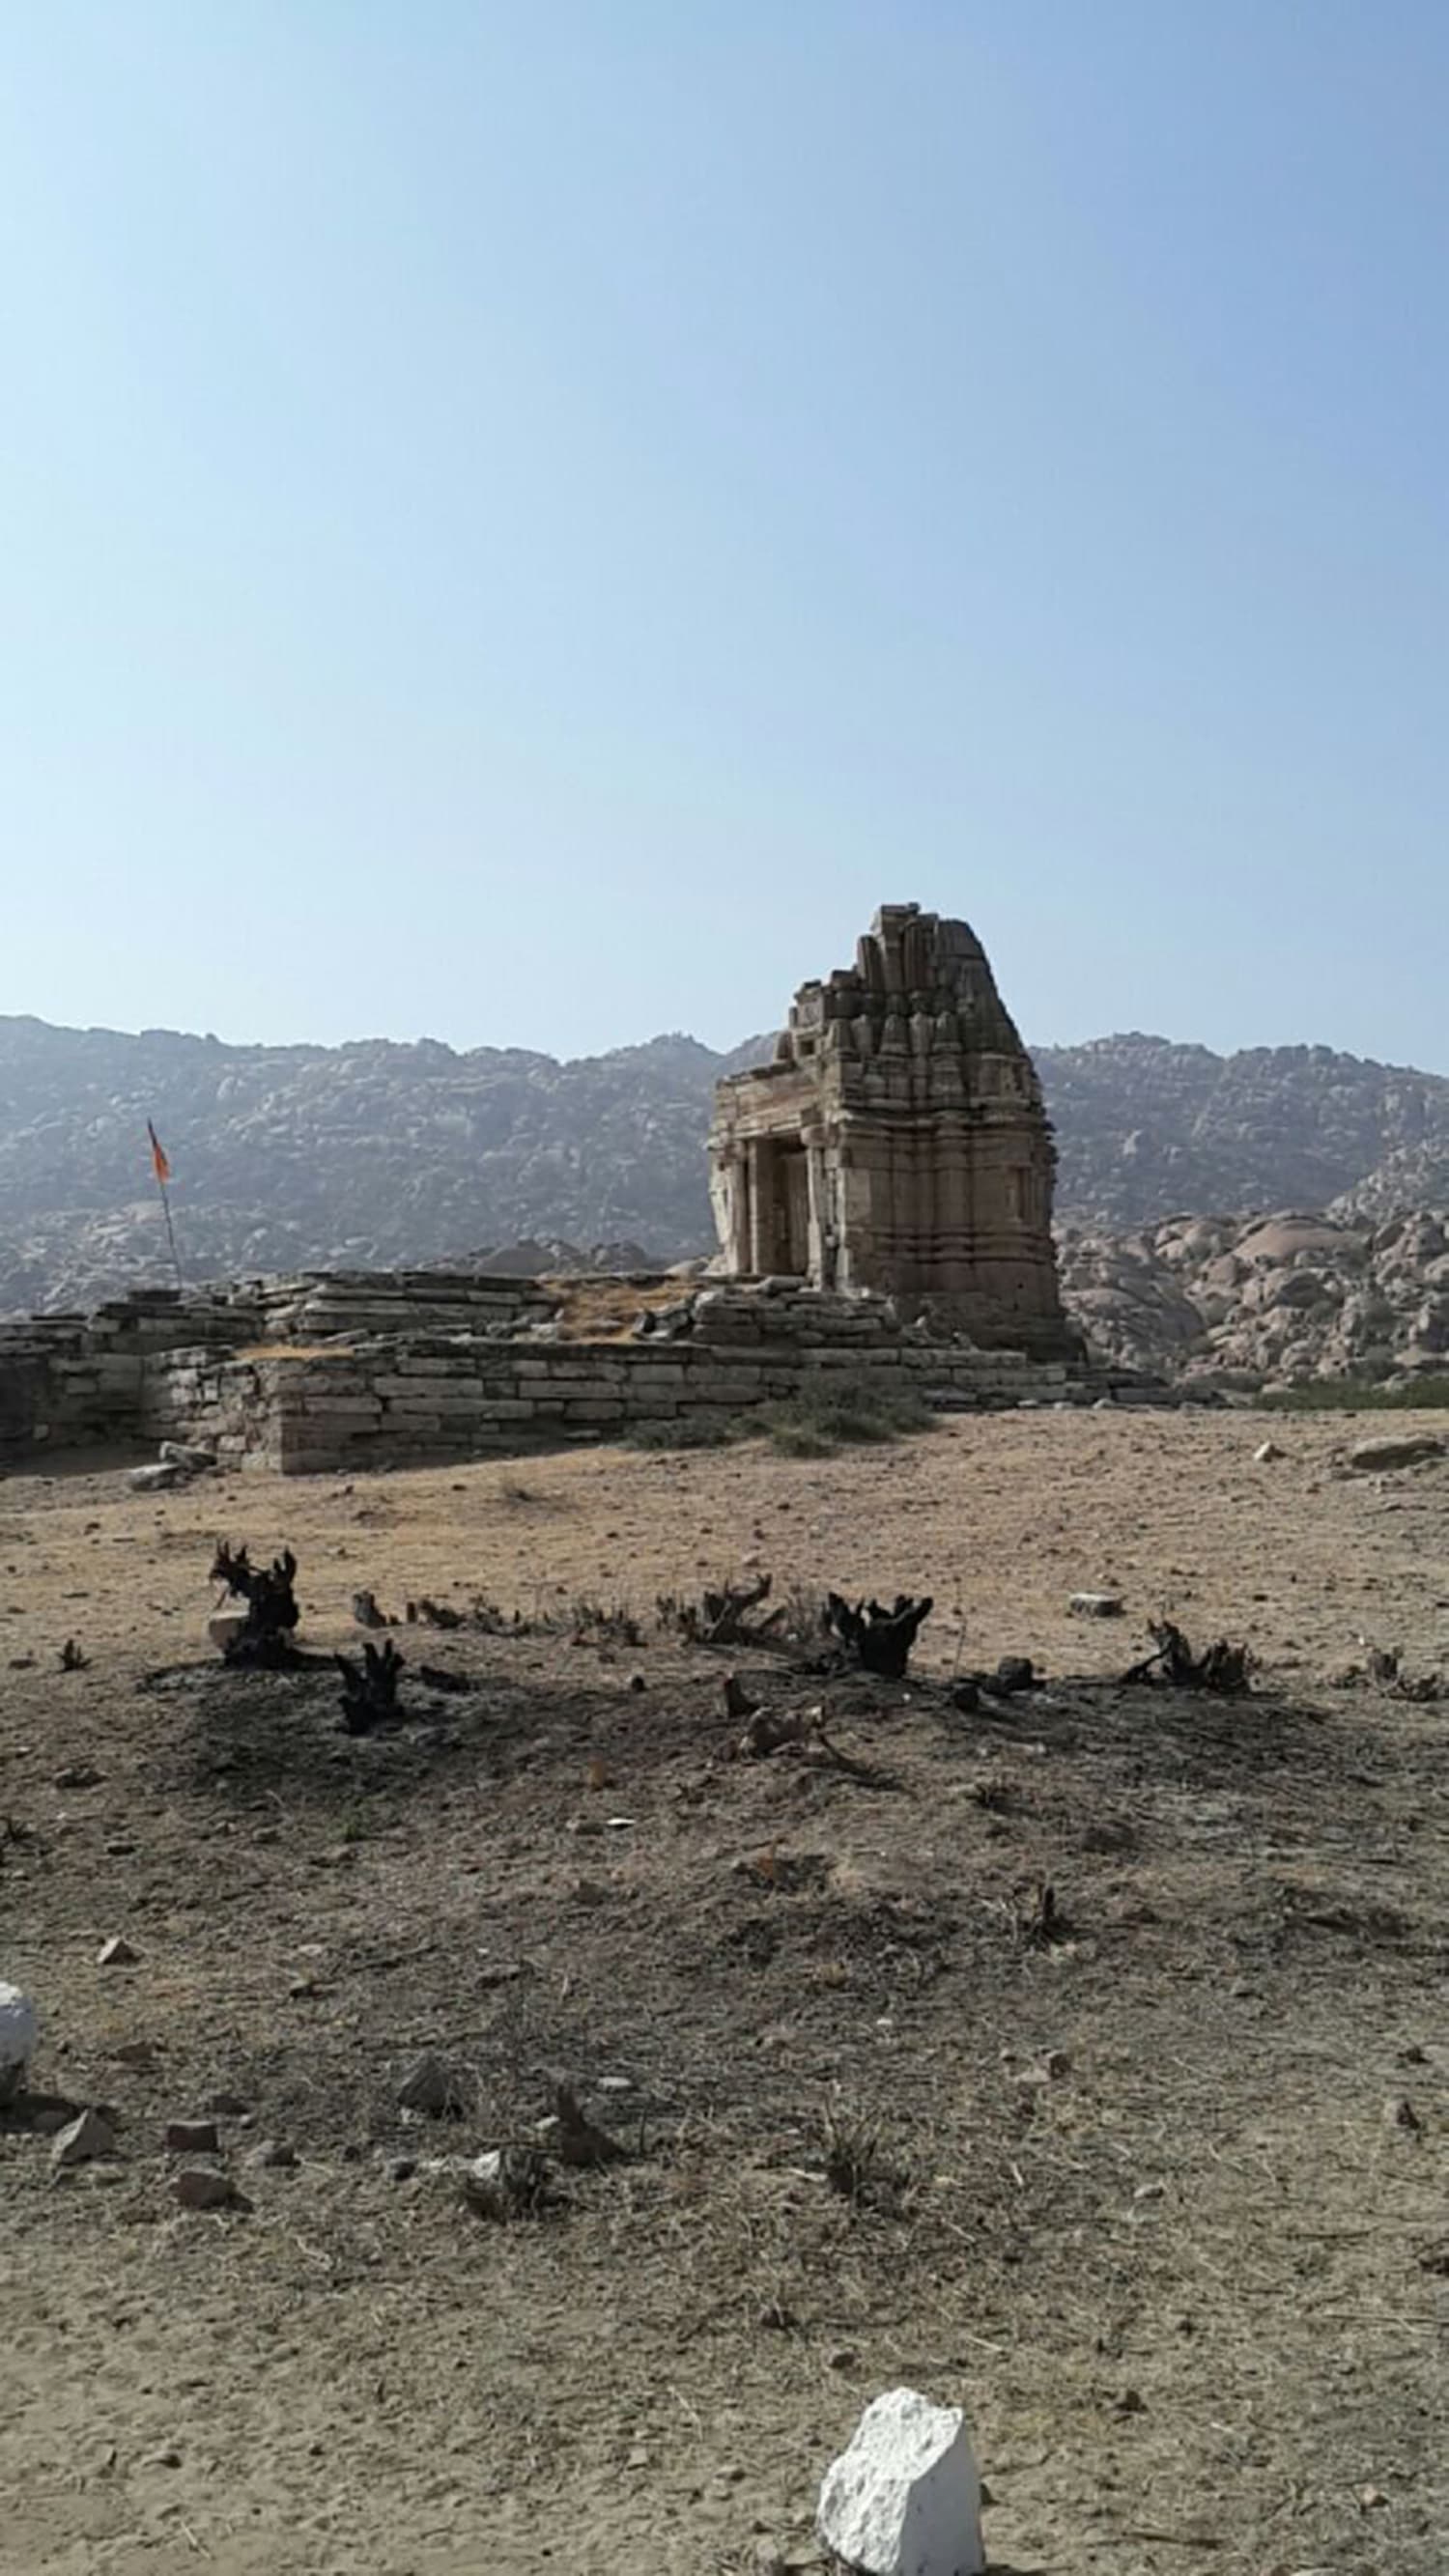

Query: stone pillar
left=747, top=1140, right=772, bottom=1276
left=806, top=1143, right=828, bottom=1286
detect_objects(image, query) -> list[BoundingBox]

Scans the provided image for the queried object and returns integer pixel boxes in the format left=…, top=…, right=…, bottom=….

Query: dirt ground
left=1, top=1407, right=1445, bottom=2576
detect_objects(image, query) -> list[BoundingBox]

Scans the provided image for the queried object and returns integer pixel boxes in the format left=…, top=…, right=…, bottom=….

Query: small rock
left=164, top=2120, right=220, bottom=2155
left=174, top=2166, right=243, bottom=2211
left=97, top=1937, right=139, bottom=1968
left=1347, top=1434, right=1444, bottom=1474
left=627, top=1672, right=647, bottom=1693
left=1252, top=1439, right=1284, bottom=1463
left=1384, top=2095, right=1422, bottom=2135
left=207, top=2090, right=250, bottom=2115
left=992, top=1656, right=1037, bottom=1694
left=1068, top=1592, right=1123, bottom=1618
left=395, top=2052, right=467, bottom=2117
left=50, top=2108, right=115, bottom=2170
left=245, top=2137, right=298, bottom=2170
left=159, top=1441, right=217, bottom=1474
left=816, top=2387, right=984, bottom=2576
left=53, top=1763, right=101, bottom=1790
left=598, top=2075, right=634, bottom=2093
left=385, top=2155, right=418, bottom=2183
left=128, top=1461, right=185, bottom=1493
left=1359, top=2485, right=1389, bottom=2511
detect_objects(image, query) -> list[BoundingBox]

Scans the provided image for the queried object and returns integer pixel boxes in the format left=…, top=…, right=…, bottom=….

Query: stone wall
left=144, top=1316, right=1078, bottom=1477
left=1, top=1268, right=1153, bottom=1478
left=0, top=1289, right=263, bottom=1459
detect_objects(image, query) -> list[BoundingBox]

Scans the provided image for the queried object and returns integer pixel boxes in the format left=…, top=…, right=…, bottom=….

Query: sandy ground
left=0, top=1407, right=1445, bottom=2575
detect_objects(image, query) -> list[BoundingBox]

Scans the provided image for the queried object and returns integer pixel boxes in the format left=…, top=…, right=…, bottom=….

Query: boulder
left=0, top=1982, right=38, bottom=2108
left=816, top=2387, right=983, bottom=2576
left=1347, top=1434, right=1444, bottom=1474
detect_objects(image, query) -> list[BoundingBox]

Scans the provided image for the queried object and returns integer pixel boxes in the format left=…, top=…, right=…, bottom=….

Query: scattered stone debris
left=1068, top=1591, right=1123, bottom=1619
left=97, top=1936, right=139, bottom=1968
left=825, top=1594, right=933, bottom=1680
left=50, top=2108, right=115, bottom=2171
left=1122, top=1621, right=1252, bottom=1695
left=335, top=1638, right=406, bottom=1734
left=816, top=2387, right=984, bottom=2576
left=211, top=1543, right=302, bottom=1668
left=0, top=1981, right=38, bottom=2109
left=1253, top=1439, right=1284, bottom=1464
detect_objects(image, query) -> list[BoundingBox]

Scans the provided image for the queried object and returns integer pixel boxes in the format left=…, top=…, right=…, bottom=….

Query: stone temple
left=709, top=903, right=1072, bottom=1355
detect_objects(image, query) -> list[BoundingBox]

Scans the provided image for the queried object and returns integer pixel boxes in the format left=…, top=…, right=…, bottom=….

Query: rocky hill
left=1058, top=1207, right=1449, bottom=1390
left=4, top=1016, right=1449, bottom=1338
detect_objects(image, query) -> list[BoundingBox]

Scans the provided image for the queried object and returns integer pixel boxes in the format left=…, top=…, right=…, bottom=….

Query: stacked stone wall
left=1, top=1268, right=1159, bottom=1476
left=144, top=1322, right=1076, bottom=1477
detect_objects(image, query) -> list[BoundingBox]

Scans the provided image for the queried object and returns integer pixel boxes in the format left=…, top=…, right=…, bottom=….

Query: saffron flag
left=147, top=1121, right=171, bottom=1186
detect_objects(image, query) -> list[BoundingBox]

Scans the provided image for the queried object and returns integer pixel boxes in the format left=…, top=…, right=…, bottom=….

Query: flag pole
left=156, top=1175, right=185, bottom=1292
left=147, top=1122, right=185, bottom=1293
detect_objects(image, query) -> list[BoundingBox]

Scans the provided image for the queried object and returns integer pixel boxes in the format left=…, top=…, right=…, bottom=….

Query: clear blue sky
left=2, top=5, right=1445, bottom=1066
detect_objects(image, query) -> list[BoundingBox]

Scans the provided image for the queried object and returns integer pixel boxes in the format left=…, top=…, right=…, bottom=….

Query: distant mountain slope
left=3, top=1015, right=1449, bottom=1313
left=1036, top=1034, right=1449, bottom=1226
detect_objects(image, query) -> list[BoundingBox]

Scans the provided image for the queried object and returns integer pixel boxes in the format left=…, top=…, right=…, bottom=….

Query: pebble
left=50, top=2109, right=115, bottom=2171
left=97, top=1937, right=139, bottom=1968
left=245, top=2137, right=298, bottom=2170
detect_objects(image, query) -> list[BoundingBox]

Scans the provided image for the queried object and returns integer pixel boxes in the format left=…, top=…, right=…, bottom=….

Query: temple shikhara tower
left=709, top=903, right=1072, bottom=1354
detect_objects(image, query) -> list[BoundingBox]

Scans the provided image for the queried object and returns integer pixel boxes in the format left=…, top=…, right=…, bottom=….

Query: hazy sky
left=2, top=6, right=1445, bottom=1067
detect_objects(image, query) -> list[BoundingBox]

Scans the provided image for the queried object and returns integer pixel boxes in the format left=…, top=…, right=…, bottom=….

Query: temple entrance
left=751, top=1138, right=810, bottom=1276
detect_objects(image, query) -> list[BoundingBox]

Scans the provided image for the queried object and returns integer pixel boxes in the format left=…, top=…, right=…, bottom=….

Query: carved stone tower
left=709, top=903, right=1071, bottom=1355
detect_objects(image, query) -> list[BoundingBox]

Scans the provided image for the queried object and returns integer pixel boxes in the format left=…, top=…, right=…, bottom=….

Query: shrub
left=753, top=1374, right=933, bottom=1457
left=1262, top=1375, right=1449, bottom=1413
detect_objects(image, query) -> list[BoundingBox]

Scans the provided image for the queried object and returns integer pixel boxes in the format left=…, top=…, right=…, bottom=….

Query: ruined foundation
left=0, top=1272, right=1129, bottom=1478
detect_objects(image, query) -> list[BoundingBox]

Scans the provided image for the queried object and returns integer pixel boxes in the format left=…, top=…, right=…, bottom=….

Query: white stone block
left=0, top=1981, right=37, bottom=2105
left=816, top=2387, right=983, bottom=2576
